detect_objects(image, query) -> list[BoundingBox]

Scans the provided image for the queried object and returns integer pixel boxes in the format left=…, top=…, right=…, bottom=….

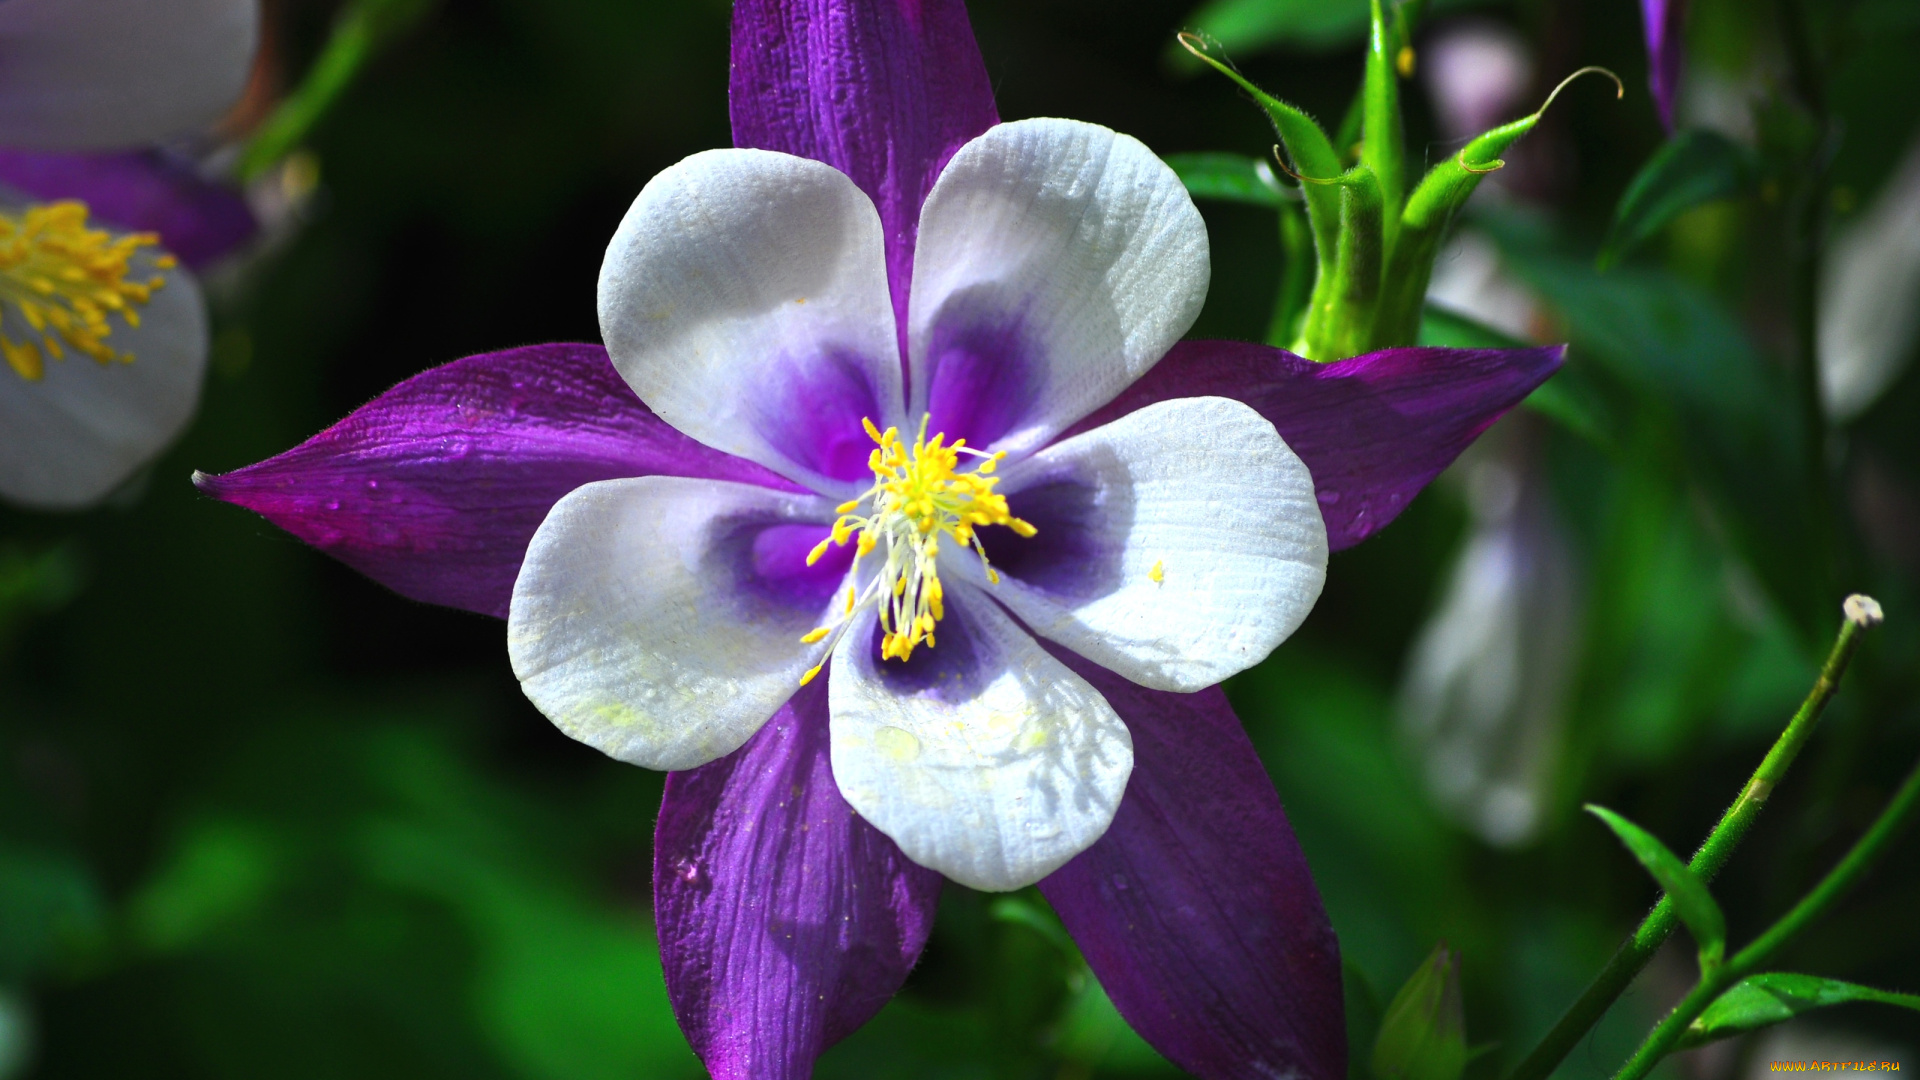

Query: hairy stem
left=1503, top=602, right=1880, bottom=1080
left=1610, top=751, right=1920, bottom=1080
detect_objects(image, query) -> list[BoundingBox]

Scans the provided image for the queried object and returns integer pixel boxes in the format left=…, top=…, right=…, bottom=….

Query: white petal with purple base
left=598, top=149, right=905, bottom=498
left=982, top=396, right=1328, bottom=693
left=906, top=118, right=1209, bottom=455
left=0, top=250, right=206, bottom=508
left=508, top=476, right=839, bottom=771
left=0, top=0, right=258, bottom=150
left=828, top=589, right=1133, bottom=892
left=983, top=395, right=1328, bottom=687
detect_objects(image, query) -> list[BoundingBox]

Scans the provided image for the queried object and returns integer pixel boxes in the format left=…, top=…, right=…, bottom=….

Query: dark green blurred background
left=3, top=0, right=1918, bottom=1076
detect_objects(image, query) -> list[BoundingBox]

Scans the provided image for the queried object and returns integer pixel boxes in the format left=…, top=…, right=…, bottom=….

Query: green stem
left=1610, top=750, right=1920, bottom=1080
left=1503, top=601, right=1880, bottom=1080
left=234, top=0, right=434, bottom=182
left=1267, top=200, right=1313, bottom=348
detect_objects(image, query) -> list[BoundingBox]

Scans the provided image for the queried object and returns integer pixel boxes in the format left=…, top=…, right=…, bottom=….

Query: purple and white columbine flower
left=0, top=0, right=259, bottom=509
left=523, top=115, right=1330, bottom=891
left=197, top=1, right=1564, bottom=1077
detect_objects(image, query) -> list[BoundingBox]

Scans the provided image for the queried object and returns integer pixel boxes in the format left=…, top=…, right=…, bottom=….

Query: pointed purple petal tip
left=197, top=343, right=798, bottom=618
left=1071, top=341, right=1565, bottom=552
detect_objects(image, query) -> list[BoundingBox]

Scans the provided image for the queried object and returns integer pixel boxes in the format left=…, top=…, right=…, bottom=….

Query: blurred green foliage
left=4, top=0, right=1920, bottom=1076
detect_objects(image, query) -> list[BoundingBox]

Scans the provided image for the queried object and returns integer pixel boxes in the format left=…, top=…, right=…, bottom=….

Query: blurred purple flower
left=195, top=0, right=1562, bottom=1076
left=0, top=149, right=255, bottom=271
left=1642, top=0, right=1688, bottom=130
left=0, top=0, right=260, bottom=267
left=0, top=0, right=259, bottom=509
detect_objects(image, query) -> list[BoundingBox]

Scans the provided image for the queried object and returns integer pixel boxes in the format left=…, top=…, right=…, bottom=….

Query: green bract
left=1181, top=9, right=1620, bottom=360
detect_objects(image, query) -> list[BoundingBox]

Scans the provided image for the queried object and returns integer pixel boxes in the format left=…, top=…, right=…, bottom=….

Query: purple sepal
left=194, top=343, right=800, bottom=618
left=655, top=677, right=944, bottom=1080
left=729, top=0, right=998, bottom=350
left=1641, top=0, right=1687, bottom=131
left=1069, top=341, right=1565, bottom=551
left=1040, top=650, right=1345, bottom=1080
left=0, top=149, right=257, bottom=269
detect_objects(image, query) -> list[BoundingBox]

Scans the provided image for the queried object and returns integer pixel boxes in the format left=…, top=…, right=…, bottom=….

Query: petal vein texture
left=730, top=0, right=999, bottom=345
left=1041, top=650, right=1346, bottom=1080
left=656, top=679, right=944, bottom=1080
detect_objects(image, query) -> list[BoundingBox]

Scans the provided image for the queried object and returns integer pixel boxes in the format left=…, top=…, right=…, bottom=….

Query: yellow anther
left=805, top=537, right=833, bottom=566
left=1149, top=559, right=1165, bottom=584
left=799, top=662, right=824, bottom=686
left=793, top=415, right=1039, bottom=683
left=0, top=201, right=168, bottom=382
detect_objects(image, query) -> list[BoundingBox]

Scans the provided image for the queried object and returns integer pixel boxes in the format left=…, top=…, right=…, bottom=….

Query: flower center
left=796, top=416, right=1036, bottom=684
left=0, top=201, right=173, bottom=383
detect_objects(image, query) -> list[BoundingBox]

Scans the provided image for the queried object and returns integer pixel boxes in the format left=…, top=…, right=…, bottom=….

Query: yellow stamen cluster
left=0, top=201, right=173, bottom=382
left=795, top=415, right=1036, bottom=683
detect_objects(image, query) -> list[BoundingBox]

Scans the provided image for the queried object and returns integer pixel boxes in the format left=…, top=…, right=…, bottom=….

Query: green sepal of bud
left=1363, top=0, right=1405, bottom=246
left=1178, top=33, right=1345, bottom=348
left=1370, top=66, right=1623, bottom=352
left=1300, top=165, right=1385, bottom=361
left=1371, top=942, right=1467, bottom=1080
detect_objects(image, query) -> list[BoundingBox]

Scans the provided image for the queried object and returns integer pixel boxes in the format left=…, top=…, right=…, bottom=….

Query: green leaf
left=1178, top=0, right=1375, bottom=56
left=1172, top=0, right=1469, bottom=59
left=1586, top=806, right=1726, bottom=969
left=1165, top=152, right=1287, bottom=208
left=1598, top=130, right=1756, bottom=270
left=986, top=893, right=1077, bottom=956
left=1372, top=943, right=1467, bottom=1080
left=0, top=843, right=106, bottom=983
left=1678, top=973, right=1920, bottom=1049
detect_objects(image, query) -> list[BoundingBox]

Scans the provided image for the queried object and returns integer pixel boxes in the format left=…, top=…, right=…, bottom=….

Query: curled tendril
left=1536, top=65, right=1625, bottom=115
left=1457, top=65, right=1622, bottom=173
left=1176, top=30, right=1218, bottom=60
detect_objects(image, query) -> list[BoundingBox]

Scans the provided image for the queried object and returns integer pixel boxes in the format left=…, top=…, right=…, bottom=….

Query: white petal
left=0, top=0, right=258, bottom=150
left=508, top=476, right=845, bottom=771
left=1819, top=132, right=1920, bottom=421
left=0, top=248, right=206, bottom=509
left=980, top=396, right=1328, bottom=693
left=906, top=118, right=1209, bottom=455
left=597, top=149, right=903, bottom=497
left=828, top=588, right=1133, bottom=891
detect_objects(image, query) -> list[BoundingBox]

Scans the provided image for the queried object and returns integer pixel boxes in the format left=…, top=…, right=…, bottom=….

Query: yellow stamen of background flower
left=0, top=201, right=171, bottom=382
left=795, top=415, right=1036, bottom=677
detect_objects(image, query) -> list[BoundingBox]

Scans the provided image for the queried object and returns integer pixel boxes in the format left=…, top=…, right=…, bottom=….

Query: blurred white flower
left=1422, top=21, right=1535, bottom=142
left=1428, top=230, right=1544, bottom=342
left=1820, top=131, right=1920, bottom=422
left=0, top=0, right=257, bottom=509
left=1399, top=429, right=1578, bottom=847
